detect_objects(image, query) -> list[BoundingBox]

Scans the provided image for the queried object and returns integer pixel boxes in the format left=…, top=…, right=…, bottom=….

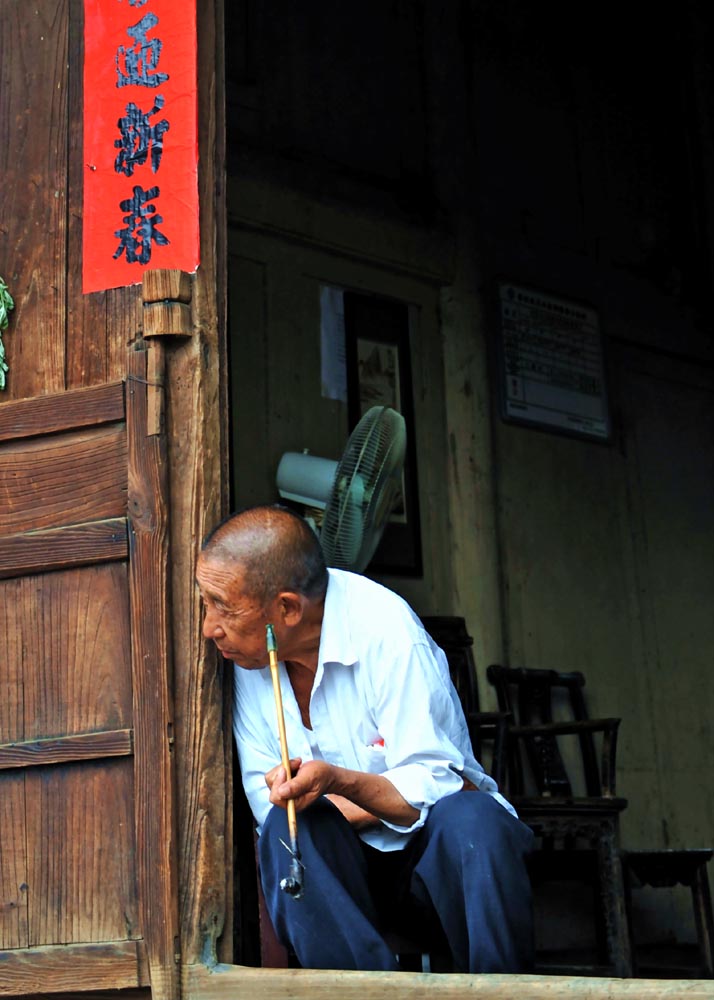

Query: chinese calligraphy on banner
left=83, top=0, right=199, bottom=294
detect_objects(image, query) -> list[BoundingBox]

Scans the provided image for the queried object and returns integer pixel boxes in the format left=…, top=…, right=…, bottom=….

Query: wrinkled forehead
left=196, top=551, right=246, bottom=596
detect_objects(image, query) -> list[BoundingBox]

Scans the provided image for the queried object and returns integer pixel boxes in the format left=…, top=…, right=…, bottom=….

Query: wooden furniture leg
left=693, top=861, right=714, bottom=977
left=596, top=823, right=632, bottom=978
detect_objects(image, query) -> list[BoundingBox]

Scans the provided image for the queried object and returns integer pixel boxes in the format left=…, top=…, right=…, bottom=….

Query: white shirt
left=232, top=568, right=515, bottom=851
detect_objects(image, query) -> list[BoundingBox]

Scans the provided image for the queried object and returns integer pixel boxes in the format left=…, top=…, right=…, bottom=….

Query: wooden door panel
left=0, top=352, right=179, bottom=998
left=0, top=941, right=150, bottom=995
left=22, top=565, right=133, bottom=740
left=0, top=383, right=125, bottom=443
left=0, top=425, right=128, bottom=534
left=25, top=760, right=139, bottom=947
left=0, top=583, right=23, bottom=743
left=0, top=519, right=129, bottom=580
left=0, top=565, right=132, bottom=743
left=0, top=774, right=28, bottom=950
left=0, top=731, right=133, bottom=771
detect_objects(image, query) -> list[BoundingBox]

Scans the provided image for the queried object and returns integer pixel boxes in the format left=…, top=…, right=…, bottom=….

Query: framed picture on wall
left=344, top=291, right=423, bottom=577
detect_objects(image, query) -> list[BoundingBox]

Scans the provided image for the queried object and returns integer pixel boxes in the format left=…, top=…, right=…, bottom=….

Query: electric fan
left=275, top=406, right=407, bottom=572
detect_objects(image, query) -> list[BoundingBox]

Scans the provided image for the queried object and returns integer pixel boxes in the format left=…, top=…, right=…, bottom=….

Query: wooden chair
left=486, top=664, right=632, bottom=977
left=420, top=616, right=508, bottom=786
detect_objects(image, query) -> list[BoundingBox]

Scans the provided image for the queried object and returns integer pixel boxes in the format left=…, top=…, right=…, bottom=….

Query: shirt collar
left=318, top=568, right=358, bottom=668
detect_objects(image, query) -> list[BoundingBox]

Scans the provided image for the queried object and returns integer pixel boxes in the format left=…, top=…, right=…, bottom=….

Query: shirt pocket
left=360, top=740, right=387, bottom=775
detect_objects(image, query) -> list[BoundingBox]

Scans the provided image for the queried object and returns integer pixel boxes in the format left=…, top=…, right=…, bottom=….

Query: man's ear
left=276, top=591, right=304, bottom=627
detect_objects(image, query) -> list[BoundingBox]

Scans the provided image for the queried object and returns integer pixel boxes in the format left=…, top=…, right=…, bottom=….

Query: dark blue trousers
left=258, top=791, right=535, bottom=972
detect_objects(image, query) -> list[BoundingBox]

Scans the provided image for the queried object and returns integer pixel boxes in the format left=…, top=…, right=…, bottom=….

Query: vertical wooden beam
left=142, top=268, right=194, bottom=436
left=127, top=341, right=181, bottom=999
left=169, top=0, right=232, bottom=971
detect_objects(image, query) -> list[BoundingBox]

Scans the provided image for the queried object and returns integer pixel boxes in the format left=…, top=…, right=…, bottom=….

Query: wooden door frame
left=167, top=0, right=233, bottom=977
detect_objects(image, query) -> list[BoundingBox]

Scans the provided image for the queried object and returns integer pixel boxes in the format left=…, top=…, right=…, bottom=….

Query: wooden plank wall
left=0, top=0, right=136, bottom=400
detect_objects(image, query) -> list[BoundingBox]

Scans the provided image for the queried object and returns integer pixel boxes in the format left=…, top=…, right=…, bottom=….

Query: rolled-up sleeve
left=378, top=760, right=465, bottom=833
left=367, top=640, right=472, bottom=833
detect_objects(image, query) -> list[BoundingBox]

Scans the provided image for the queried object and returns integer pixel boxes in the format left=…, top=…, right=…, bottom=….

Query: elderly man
left=197, top=505, right=534, bottom=972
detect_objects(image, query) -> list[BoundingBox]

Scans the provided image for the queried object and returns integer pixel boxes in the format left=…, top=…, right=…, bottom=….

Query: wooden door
left=0, top=341, right=179, bottom=998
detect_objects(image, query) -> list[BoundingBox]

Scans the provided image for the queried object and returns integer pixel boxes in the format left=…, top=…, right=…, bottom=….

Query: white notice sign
left=498, top=283, right=610, bottom=440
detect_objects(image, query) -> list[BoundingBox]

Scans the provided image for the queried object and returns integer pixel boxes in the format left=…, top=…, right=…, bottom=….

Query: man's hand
left=265, top=758, right=420, bottom=829
left=264, top=759, right=379, bottom=827
left=269, top=759, right=334, bottom=813
left=264, top=757, right=303, bottom=792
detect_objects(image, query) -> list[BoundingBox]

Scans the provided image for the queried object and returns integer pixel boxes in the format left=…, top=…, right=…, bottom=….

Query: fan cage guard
left=320, top=406, right=406, bottom=572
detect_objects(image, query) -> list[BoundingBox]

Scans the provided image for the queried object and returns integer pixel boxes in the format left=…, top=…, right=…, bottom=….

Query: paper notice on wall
left=498, top=283, right=610, bottom=440
left=320, top=286, right=347, bottom=401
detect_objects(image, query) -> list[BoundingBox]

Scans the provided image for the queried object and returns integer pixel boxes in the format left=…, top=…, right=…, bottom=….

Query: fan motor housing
left=276, top=452, right=338, bottom=508
left=274, top=406, right=407, bottom=573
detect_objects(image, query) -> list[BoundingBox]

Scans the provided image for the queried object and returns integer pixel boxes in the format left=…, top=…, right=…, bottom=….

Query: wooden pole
left=266, top=624, right=304, bottom=897
left=266, top=625, right=298, bottom=845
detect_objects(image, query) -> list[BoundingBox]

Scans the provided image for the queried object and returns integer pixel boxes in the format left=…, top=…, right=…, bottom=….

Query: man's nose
left=203, top=608, right=225, bottom=639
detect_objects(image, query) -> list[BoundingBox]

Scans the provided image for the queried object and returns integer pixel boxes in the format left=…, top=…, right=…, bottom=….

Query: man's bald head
left=201, top=505, right=328, bottom=607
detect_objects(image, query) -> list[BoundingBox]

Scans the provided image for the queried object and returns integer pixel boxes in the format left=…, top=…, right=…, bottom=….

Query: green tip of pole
left=266, top=623, right=277, bottom=653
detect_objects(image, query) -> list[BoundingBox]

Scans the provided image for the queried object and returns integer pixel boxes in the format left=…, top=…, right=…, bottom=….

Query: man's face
left=196, top=553, right=276, bottom=669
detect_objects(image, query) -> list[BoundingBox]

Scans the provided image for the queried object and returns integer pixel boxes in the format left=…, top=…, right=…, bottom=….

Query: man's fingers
left=286, top=756, right=302, bottom=776
left=264, top=757, right=302, bottom=788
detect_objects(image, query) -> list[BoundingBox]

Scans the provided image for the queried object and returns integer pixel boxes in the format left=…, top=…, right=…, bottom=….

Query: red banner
left=83, top=0, right=199, bottom=294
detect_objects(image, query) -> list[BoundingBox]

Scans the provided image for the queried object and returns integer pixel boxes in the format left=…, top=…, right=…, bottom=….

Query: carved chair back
left=422, top=616, right=507, bottom=786
left=486, top=665, right=610, bottom=799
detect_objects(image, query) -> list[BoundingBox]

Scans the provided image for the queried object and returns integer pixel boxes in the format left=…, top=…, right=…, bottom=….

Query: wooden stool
left=623, top=848, right=714, bottom=977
